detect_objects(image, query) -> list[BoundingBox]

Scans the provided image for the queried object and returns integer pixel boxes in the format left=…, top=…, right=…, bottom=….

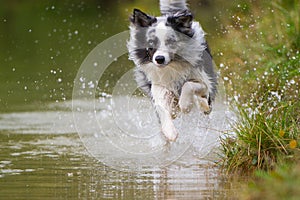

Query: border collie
left=128, top=0, right=217, bottom=141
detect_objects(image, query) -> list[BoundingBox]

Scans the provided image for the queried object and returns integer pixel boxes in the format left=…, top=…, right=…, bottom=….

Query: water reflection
left=0, top=133, right=230, bottom=199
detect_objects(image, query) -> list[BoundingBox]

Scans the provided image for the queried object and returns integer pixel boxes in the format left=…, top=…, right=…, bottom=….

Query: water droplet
left=88, top=81, right=95, bottom=88
left=79, top=77, right=85, bottom=82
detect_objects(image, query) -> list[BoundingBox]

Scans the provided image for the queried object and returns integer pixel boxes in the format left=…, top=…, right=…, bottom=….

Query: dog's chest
left=141, top=62, right=191, bottom=95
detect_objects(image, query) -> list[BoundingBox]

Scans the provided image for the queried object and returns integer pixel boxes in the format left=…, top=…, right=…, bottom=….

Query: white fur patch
left=178, top=81, right=210, bottom=113
left=152, top=22, right=176, bottom=66
left=151, top=84, right=178, bottom=141
left=141, top=60, right=213, bottom=97
left=141, top=61, right=190, bottom=96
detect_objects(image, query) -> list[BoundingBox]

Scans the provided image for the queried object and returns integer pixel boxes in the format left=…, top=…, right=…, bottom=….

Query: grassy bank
left=217, top=0, right=299, bottom=198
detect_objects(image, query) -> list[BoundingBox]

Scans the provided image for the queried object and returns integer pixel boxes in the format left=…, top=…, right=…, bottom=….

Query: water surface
left=0, top=98, right=237, bottom=199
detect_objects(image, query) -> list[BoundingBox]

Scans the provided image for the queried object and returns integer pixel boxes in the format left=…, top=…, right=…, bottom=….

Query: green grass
left=217, top=0, right=300, bottom=197
left=221, top=99, right=299, bottom=174
left=241, top=163, right=300, bottom=200
left=219, top=0, right=300, bottom=173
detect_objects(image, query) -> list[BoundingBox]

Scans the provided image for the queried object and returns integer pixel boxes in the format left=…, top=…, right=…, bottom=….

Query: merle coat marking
left=128, top=0, right=217, bottom=141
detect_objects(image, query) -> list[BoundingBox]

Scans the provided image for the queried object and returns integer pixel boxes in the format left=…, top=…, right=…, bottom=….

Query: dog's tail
left=160, top=0, right=188, bottom=15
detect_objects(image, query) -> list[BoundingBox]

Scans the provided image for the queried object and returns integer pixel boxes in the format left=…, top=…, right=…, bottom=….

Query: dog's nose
left=155, top=56, right=165, bottom=65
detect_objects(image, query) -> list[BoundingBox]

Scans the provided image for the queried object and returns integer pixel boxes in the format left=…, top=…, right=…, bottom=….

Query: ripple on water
left=0, top=96, right=236, bottom=199
left=0, top=96, right=233, bottom=171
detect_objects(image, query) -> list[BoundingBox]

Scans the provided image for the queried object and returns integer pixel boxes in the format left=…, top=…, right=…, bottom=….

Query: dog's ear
left=167, top=10, right=194, bottom=36
left=130, top=9, right=157, bottom=27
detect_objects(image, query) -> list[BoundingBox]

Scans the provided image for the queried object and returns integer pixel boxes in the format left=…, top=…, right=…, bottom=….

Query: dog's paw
left=178, top=96, right=193, bottom=114
left=163, top=129, right=178, bottom=142
left=196, top=96, right=211, bottom=114
left=162, top=123, right=178, bottom=142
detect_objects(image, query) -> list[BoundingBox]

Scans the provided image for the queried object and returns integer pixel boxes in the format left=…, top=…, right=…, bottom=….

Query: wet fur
left=128, top=0, right=217, bottom=141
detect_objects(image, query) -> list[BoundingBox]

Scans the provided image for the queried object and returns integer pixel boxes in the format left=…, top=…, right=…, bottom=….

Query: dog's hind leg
left=179, top=81, right=211, bottom=114
left=151, top=84, right=178, bottom=142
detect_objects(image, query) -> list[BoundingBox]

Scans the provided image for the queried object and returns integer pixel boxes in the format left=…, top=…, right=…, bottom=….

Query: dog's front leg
left=151, top=84, right=178, bottom=141
left=179, top=81, right=211, bottom=114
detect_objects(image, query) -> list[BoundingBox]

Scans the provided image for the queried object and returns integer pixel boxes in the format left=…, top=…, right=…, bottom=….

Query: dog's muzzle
left=153, top=51, right=171, bottom=67
left=155, top=55, right=165, bottom=65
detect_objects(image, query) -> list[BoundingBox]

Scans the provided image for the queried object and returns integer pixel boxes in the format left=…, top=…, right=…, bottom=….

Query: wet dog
left=128, top=0, right=217, bottom=141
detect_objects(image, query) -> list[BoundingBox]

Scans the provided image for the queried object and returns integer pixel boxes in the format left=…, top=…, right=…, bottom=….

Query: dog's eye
left=148, top=39, right=155, bottom=47
left=166, top=38, right=177, bottom=47
left=166, top=38, right=176, bottom=43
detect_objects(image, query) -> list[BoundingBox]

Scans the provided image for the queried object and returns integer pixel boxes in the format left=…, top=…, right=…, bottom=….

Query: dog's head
left=129, top=9, right=194, bottom=67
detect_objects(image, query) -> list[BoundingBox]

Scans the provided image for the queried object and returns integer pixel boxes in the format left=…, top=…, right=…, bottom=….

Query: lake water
left=0, top=96, right=238, bottom=199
